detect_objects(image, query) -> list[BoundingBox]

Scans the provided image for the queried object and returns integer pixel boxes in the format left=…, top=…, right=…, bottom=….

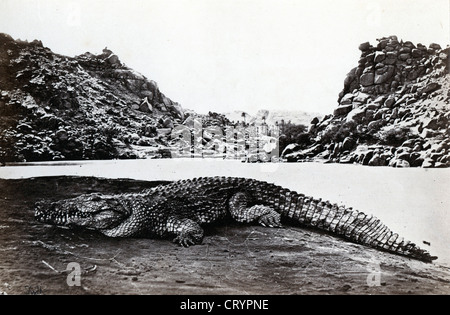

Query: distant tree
left=322, top=120, right=379, bottom=144
left=278, top=123, right=311, bottom=154
left=376, top=127, right=411, bottom=146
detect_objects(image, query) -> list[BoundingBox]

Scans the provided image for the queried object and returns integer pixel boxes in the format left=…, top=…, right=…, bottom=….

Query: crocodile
left=34, top=176, right=437, bottom=262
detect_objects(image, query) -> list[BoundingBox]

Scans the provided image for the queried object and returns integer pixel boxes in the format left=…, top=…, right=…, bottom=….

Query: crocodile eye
left=91, top=195, right=102, bottom=202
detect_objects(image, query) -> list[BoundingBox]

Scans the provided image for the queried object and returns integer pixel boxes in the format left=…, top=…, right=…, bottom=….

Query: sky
left=0, top=0, right=449, bottom=115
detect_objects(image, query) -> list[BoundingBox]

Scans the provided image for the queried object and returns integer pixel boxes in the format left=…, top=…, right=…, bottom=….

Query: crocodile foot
left=258, top=210, right=282, bottom=228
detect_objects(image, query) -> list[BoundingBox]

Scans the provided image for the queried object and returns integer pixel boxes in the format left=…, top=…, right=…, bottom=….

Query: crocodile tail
left=274, top=189, right=437, bottom=263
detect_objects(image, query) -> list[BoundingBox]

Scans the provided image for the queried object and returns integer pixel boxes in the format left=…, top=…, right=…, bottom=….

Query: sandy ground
left=0, top=176, right=449, bottom=295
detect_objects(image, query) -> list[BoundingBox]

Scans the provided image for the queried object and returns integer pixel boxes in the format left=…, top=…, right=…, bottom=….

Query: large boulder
left=360, top=72, right=374, bottom=86
left=368, top=153, right=387, bottom=166
left=389, top=158, right=410, bottom=168
left=341, top=137, right=356, bottom=152
left=281, top=143, right=302, bottom=157
left=139, top=97, right=153, bottom=113
left=334, top=104, right=353, bottom=116
left=359, top=42, right=371, bottom=51
left=374, top=65, right=395, bottom=84
left=346, top=107, right=366, bottom=123
left=384, top=52, right=398, bottom=65
left=418, top=82, right=441, bottom=94
left=374, top=51, right=386, bottom=63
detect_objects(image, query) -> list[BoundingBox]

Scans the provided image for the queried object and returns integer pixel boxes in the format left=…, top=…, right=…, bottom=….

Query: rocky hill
left=283, top=36, right=450, bottom=168
left=2, top=33, right=448, bottom=167
left=0, top=33, right=185, bottom=162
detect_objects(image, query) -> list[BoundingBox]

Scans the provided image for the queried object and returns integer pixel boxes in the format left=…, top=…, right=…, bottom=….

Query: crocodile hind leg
left=166, top=216, right=204, bottom=247
left=229, top=192, right=282, bottom=228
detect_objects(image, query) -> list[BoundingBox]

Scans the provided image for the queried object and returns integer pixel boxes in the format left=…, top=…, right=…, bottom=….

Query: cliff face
left=283, top=36, right=450, bottom=167
left=0, top=33, right=184, bottom=162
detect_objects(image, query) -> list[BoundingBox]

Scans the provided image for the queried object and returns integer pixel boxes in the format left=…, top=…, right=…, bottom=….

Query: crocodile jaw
left=35, top=194, right=129, bottom=230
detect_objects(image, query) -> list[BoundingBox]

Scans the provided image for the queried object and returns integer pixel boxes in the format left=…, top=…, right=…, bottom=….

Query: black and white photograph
left=0, top=0, right=449, bottom=298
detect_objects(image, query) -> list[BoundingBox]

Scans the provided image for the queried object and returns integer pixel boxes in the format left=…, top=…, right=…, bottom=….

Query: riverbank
left=0, top=160, right=449, bottom=294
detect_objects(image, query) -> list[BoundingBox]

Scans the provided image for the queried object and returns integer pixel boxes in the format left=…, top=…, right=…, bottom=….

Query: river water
left=0, top=159, right=449, bottom=265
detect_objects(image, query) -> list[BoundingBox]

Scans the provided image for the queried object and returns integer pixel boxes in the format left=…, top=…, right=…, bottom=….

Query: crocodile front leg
left=166, top=216, right=204, bottom=247
left=229, top=192, right=282, bottom=227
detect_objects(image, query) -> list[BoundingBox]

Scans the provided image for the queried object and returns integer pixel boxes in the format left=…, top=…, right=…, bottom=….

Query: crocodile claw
left=258, top=212, right=282, bottom=228
left=173, top=235, right=199, bottom=247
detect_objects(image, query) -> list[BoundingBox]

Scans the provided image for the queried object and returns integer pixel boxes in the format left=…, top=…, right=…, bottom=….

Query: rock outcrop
left=283, top=36, right=450, bottom=167
left=0, top=33, right=185, bottom=162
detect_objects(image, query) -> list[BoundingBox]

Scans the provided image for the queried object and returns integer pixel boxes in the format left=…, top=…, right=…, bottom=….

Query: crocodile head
left=35, top=193, right=130, bottom=231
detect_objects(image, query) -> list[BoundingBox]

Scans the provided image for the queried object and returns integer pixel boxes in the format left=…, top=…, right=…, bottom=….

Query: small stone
left=397, top=152, right=411, bottom=161
left=106, top=54, right=121, bottom=66
left=281, top=144, right=302, bottom=156
left=358, top=56, right=367, bottom=66
left=374, top=66, right=395, bottom=84
left=389, top=35, right=398, bottom=42
left=55, top=129, right=68, bottom=142
left=384, top=52, right=398, bottom=65
left=401, top=139, right=416, bottom=148
left=373, top=95, right=387, bottom=105
left=374, top=51, right=386, bottom=63
left=377, top=39, right=389, bottom=50
left=368, top=154, right=386, bottom=166
left=429, top=43, right=441, bottom=50
left=362, top=151, right=374, bottom=165
left=389, top=159, right=410, bottom=168
left=411, top=48, right=423, bottom=58
left=368, top=119, right=384, bottom=130
left=390, top=81, right=399, bottom=90
left=422, top=158, right=435, bottom=168
left=420, top=128, right=436, bottom=138
left=398, top=53, right=411, bottom=61
left=353, top=92, right=370, bottom=104
left=139, top=97, right=153, bottom=113
left=399, top=47, right=411, bottom=54
left=418, top=82, right=441, bottom=94
left=403, top=41, right=416, bottom=49
left=422, top=118, right=439, bottom=130
left=341, top=284, right=352, bottom=292
left=359, top=42, right=371, bottom=51
left=342, top=137, right=356, bottom=152
left=333, top=105, right=353, bottom=116
left=366, top=102, right=379, bottom=111
left=417, top=43, right=427, bottom=50
left=340, top=93, right=354, bottom=105
left=383, top=95, right=396, bottom=108
left=388, top=39, right=399, bottom=47
left=311, top=117, right=320, bottom=125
